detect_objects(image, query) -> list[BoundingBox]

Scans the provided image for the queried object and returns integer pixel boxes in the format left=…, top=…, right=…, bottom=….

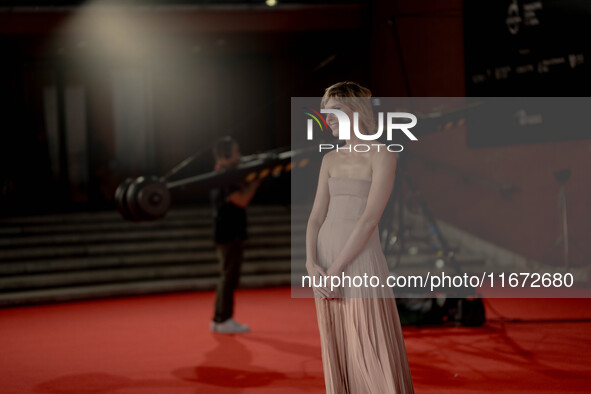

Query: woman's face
left=324, top=97, right=354, bottom=138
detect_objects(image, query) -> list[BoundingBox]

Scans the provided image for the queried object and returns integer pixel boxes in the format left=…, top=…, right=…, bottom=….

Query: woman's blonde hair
left=320, top=81, right=376, bottom=134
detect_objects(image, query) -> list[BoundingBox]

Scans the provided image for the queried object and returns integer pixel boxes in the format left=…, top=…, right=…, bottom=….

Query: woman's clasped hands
left=306, top=260, right=342, bottom=300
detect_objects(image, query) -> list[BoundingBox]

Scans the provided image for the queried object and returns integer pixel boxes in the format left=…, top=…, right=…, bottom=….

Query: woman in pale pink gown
left=305, top=82, right=414, bottom=393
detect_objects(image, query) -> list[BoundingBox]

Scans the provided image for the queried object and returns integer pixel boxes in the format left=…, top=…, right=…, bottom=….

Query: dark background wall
left=0, top=4, right=369, bottom=214
left=369, top=0, right=591, bottom=267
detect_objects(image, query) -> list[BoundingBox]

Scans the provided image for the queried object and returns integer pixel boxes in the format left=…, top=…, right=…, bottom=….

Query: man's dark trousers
left=213, top=236, right=244, bottom=323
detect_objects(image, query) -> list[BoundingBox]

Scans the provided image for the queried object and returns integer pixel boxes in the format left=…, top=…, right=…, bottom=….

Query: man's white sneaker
left=210, top=318, right=250, bottom=334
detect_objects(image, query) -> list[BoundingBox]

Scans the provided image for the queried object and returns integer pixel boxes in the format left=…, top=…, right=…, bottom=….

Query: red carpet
left=1, top=287, right=590, bottom=393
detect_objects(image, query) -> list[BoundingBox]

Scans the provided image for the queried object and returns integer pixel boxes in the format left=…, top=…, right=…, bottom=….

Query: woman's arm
left=305, top=152, right=331, bottom=268
left=327, top=150, right=397, bottom=276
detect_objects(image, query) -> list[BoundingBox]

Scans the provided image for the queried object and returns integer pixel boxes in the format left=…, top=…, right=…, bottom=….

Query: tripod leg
left=387, top=160, right=406, bottom=265
left=396, top=168, right=406, bottom=250
left=380, top=181, right=396, bottom=250
left=559, top=184, right=569, bottom=269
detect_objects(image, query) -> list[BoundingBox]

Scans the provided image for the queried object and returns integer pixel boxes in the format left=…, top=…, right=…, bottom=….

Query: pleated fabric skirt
left=314, top=297, right=415, bottom=393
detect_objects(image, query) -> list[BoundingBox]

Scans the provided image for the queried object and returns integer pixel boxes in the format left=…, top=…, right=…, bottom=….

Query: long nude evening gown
left=314, top=176, right=414, bottom=393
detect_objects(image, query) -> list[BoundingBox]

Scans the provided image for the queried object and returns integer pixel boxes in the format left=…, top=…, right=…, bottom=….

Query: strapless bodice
left=326, top=177, right=371, bottom=221
left=328, top=177, right=371, bottom=197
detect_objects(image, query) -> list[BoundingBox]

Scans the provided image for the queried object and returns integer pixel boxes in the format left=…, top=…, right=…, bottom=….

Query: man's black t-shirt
left=210, top=181, right=247, bottom=244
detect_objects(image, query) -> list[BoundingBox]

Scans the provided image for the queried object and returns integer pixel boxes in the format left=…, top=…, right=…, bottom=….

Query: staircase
left=0, top=203, right=495, bottom=307
left=0, top=205, right=296, bottom=307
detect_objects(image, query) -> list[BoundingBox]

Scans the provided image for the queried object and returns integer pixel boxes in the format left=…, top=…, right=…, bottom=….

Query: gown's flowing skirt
left=314, top=177, right=414, bottom=393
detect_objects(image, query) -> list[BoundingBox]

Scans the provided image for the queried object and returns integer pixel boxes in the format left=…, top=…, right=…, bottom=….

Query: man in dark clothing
left=209, top=136, right=262, bottom=333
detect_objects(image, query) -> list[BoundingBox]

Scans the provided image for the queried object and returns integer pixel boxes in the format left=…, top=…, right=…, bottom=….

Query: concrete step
left=0, top=232, right=299, bottom=262
left=0, top=259, right=292, bottom=291
left=0, top=205, right=289, bottom=225
left=0, top=226, right=302, bottom=249
left=0, top=217, right=298, bottom=237
left=0, top=246, right=301, bottom=276
left=387, top=252, right=486, bottom=268
left=0, top=273, right=292, bottom=307
left=0, top=228, right=206, bottom=248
